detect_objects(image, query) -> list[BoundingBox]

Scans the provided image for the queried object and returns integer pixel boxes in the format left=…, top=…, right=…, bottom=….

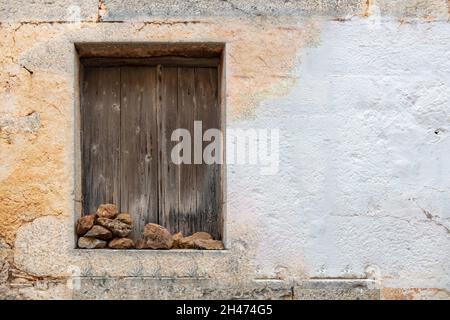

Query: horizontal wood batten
left=81, top=56, right=220, bottom=67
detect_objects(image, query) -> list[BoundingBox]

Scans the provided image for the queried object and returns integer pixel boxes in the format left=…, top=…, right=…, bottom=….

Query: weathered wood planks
left=81, top=64, right=222, bottom=240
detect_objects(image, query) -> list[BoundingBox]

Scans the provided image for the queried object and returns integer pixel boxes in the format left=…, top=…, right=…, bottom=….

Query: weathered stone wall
left=0, top=0, right=449, bottom=299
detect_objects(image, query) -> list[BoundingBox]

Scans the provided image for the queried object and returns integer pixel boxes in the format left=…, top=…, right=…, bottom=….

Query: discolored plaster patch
left=225, top=18, right=322, bottom=119
left=122, top=17, right=322, bottom=119
left=0, top=111, right=40, bottom=142
left=0, top=94, right=72, bottom=244
left=0, top=157, right=67, bottom=246
left=381, top=287, right=450, bottom=300
left=0, top=23, right=75, bottom=245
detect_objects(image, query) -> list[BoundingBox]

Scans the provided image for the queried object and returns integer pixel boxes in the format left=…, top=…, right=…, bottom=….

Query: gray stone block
left=101, top=0, right=366, bottom=21
left=74, top=277, right=294, bottom=299
left=0, top=0, right=98, bottom=22
left=295, top=279, right=380, bottom=300
left=73, top=277, right=380, bottom=300
left=375, top=0, right=449, bottom=19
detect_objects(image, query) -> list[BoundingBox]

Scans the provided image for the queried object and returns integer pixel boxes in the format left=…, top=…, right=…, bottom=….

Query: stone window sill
left=72, top=248, right=229, bottom=253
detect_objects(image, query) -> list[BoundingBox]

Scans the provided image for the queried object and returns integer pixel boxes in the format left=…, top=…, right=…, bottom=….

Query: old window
left=78, top=45, right=224, bottom=244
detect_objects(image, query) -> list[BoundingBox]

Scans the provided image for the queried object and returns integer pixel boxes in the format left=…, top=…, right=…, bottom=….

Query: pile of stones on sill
left=76, top=203, right=224, bottom=250
left=76, top=204, right=134, bottom=249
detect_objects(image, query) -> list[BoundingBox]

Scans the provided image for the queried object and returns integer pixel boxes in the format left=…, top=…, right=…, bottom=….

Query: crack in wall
left=133, top=20, right=213, bottom=32
left=410, top=199, right=450, bottom=234
left=421, top=208, right=450, bottom=234
left=220, top=0, right=261, bottom=16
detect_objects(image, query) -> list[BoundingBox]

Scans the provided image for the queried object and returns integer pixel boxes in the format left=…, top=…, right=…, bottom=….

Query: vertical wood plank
left=177, top=67, right=197, bottom=236
left=158, top=66, right=180, bottom=234
left=195, top=67, right=222, bottom=239
left=120, top=67, right=159, bottom=241
left=81, top=67, right=121, bottom=215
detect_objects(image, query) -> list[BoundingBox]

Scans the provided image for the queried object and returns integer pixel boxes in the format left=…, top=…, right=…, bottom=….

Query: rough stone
left=13, top=280, right=71, bottom=300
left=75, top=214, right=96, bottom=236
left=172, top=232, right=184, bottom=248
left=77, top=237, right=107, bottom=249
left=139, top=223, right=173, bottom=249
left=84, top=225, right=112, bottom=241
left=115, top=213, right=132, bottom=226
left=96, top=204, right=119, bottom=219
left=13, top=217, right=71, bottom=277
left=108, top=238, right=135, bottom=249
left=0, top=238, right=10, bottom=249
left=179, top=232, right=213, bottom=249
left=97, top=218, right=132, bottom=237
left=0, top=259, right=9, bottom=283
left=193, top=239, right=224, bottom=250
left=192, top=232, right=213, bottom=240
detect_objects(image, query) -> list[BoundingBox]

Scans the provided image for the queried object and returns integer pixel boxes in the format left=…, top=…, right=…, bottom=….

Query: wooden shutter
left=81, top=63, right=222, bottom=241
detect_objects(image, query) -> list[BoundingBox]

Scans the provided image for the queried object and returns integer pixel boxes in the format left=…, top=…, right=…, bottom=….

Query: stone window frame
left=73, top=42, right=228, bottom=251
